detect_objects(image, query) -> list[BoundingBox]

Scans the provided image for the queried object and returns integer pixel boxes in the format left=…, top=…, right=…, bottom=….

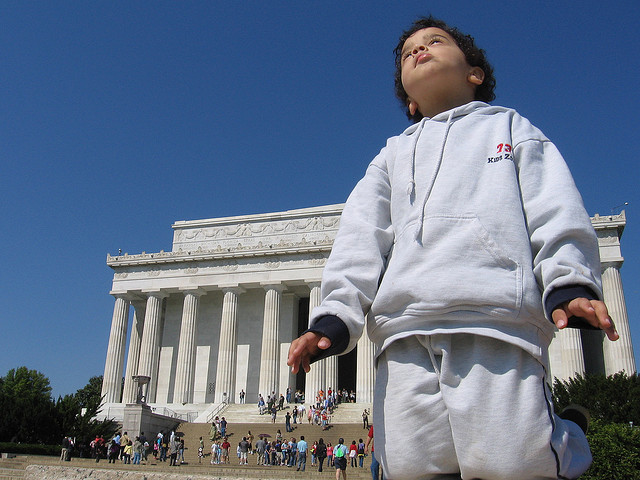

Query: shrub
left=581, top=420, right=640, bottom=480
left=0, top=442, right=59, bottom=456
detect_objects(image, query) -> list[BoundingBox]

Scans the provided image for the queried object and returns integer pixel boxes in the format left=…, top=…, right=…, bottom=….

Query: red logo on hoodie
left=488, top=143, right=513, bottom=163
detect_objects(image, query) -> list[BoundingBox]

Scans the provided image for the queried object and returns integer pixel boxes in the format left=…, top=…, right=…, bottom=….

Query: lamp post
left=611, top=202, right=629, bottom=215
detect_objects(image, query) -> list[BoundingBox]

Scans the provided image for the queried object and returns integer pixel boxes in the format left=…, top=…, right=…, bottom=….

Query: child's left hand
left=552, top=298, right=619, bottom=341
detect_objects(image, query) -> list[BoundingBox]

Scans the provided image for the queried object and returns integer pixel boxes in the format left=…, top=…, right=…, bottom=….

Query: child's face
left=400, top=27, right=483, bottom=117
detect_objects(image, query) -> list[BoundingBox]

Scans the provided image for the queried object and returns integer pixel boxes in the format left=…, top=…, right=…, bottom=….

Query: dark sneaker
left=559, top=404, right=591, bottom=434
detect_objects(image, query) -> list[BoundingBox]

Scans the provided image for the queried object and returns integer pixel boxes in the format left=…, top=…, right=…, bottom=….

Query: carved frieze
left=174, top=216, right=339, bottom=241
left=265, top=257, right=281, bottom=269
left=308, top=253, right=326, bottom=266
left=171, top=207, right=342, bottom=254
left=597, top=231, right=620, bottom=246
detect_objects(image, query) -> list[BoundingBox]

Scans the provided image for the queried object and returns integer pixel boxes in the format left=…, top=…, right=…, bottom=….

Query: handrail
left=206, top=401, right=228, bottom=424
left=151, top=406, right=198, bottom=422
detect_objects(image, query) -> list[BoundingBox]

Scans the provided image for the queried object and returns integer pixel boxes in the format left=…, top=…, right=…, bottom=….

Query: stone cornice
left=107, top=239, right=333, bottom=268
left=591, top=211, right=626, bottom=238
left=171, top=203, right=344, bottom=230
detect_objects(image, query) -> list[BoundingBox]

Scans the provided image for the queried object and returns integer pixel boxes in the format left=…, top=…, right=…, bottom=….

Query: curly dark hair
left=394, top=16, right=496, bottom=123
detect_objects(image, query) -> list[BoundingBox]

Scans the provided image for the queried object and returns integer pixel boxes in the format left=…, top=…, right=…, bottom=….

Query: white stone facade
left=100, top=205, right=635, bottom=420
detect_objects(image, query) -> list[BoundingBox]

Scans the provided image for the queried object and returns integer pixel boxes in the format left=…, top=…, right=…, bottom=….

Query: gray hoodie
left=310, top=102, right=601, bottom=364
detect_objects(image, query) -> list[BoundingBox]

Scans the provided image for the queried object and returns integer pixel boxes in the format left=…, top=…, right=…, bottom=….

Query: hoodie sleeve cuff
left=545, top=285, right=600, bottom=330
left=304, top=314, right=350, bottom=363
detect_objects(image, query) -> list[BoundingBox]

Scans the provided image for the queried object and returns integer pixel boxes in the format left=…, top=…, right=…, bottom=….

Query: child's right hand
left=287, top=331, right=332, bottom=374
left=552, top=298, right=619, bottom=341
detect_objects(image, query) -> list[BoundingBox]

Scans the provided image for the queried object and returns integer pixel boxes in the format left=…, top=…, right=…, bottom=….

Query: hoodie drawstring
left=414, top=109, right=455, bottom=241
left=406, top=120, right=426, bottom=198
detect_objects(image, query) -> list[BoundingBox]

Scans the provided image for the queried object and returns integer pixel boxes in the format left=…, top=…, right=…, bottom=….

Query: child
left=210, top=440, right=218, bottom=464
left=122, top=440, right=132, bottom=464
left=288, top=15, right=619, bottom=480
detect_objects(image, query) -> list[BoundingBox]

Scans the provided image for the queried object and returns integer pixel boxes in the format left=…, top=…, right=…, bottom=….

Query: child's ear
left=468, top=67, right=485, bottom=86
left=408, top=100, right=419, bottom=116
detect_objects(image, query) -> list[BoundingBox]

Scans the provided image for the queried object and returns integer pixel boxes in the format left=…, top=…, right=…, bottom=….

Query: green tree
left=0, top=366, right=59, bottom=443
left=0, top=369, right=118, bottom=451
left=552, top=372, right=640, bottom=425
left=74, top=375, right=104, bottom=415
left=55, top=394, right=81, bottom=438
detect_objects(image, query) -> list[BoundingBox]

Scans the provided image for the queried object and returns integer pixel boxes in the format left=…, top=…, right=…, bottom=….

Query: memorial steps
left=0, top=456, right=26, bottom=480
left=204, top=401, right=372, bottom=424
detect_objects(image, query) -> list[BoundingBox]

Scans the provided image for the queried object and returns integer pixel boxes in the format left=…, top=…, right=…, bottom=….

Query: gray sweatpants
left=373, top=334, right=591, bottom=480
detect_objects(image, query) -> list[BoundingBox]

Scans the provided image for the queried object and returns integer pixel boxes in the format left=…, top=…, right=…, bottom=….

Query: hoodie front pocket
left=373, top=215, right=522, bottom=317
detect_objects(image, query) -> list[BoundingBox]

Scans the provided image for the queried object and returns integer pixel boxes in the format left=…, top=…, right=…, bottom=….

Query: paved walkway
left=3, top=452, right=375, bottom=480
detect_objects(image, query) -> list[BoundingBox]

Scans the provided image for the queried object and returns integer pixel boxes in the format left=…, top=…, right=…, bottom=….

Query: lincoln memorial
left=100, top=205, right=635, bottom=422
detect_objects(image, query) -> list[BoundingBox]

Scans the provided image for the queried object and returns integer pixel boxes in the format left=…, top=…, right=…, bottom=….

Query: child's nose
left=412, top=45, right=427, bottom=55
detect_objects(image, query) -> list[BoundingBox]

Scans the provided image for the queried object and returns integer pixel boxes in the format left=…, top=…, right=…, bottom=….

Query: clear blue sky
left=2, top=1, right=639, bottom=399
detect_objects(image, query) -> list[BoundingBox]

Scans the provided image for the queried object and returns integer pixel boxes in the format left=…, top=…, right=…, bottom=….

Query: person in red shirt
left=220, top=437, right=231, bottom=464
left=349, top=440, right=358, bottom=468
left=365, top=426, right=382, bottom=480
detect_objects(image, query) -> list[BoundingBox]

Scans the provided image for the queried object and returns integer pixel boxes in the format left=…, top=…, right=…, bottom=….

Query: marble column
left=305, top=282, right=323, bottom=404
left=602, top=265, right=636, bottom=375
left=137, top=291, right=167, bottom=403
left=558, top=328, right=585, bottom=379
left=356, top=316, right=376, bottom=403
left=101, top=294, right=130, bottom=403
left=324, top=291, right=338, bottom=394
left=173, top=288, right=205, bottom=404
left=547, top=332, right=564, bottom=383
left=259, top=284, right=284, bottom=398
left=122, top=300, right=146, bottom=404
left=325, top=356, right=338, bottom=397
left=214, top=287, right=245, bottom=403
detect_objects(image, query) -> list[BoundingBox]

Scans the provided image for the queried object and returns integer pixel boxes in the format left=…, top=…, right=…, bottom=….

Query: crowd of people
left=86, top=430, right=186, bottom=466
left=61, top=421, right=381, bottom=479
left=256, top=387, right=357, bottom=415
left=257, top=386, right=360, bottom=433
left=199, top=429, right=379, bottom=480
